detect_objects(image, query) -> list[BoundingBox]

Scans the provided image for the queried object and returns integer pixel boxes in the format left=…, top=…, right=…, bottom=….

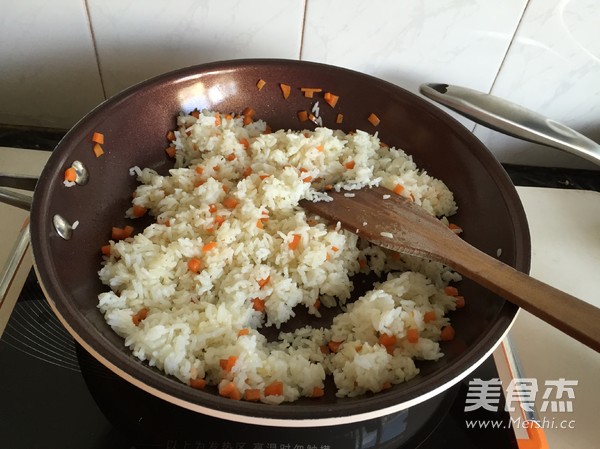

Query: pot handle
left=419, top=83, right=600, bottom=167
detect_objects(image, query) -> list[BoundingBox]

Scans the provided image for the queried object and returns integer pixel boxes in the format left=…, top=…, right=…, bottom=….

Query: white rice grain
left=97, top=109, right=460, bottom=404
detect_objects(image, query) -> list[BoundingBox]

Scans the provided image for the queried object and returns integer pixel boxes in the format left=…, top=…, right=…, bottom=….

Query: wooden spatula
left=300, top=186, right=600, bottom=353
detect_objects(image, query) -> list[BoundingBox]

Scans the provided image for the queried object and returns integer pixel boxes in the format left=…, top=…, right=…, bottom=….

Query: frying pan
left=1, top=59, right=529, bottom=427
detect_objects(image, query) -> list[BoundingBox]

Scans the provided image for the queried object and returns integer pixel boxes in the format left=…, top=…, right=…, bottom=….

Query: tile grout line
left=469, top=0, right=531, bottom=134
left=298, top=0, right=308, bottom=60
left=83, top=0, right=107, bottom=100
left=488, top=0, right=531, bottom=95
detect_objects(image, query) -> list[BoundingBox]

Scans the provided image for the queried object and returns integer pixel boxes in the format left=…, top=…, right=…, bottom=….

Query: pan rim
left=30, top=58, right=530, bottom=425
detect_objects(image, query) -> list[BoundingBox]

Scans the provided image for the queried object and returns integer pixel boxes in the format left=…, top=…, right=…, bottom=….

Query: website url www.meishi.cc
left=465, top=417, right=576, bottom=430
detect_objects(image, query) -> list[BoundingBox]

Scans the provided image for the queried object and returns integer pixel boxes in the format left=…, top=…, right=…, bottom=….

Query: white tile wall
left=87, top=0, right=305, bottom=98
left=473, top=0, right=600, bottom=169
left=0, top=0, right=599, bottom=169
left=301, top=0, right=527, bottom=104
left=0, top=1, right=105, bottom=129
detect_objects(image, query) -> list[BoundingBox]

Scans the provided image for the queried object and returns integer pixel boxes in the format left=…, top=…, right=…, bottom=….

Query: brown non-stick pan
left=14, top=60, right=531, bottom=426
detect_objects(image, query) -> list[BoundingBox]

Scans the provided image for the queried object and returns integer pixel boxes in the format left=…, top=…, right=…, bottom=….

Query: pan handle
left=0, top=222, right=31, bottom=311
left=419, top=83, right=600, bottom=167
left=0, top=188, right=33, bottom=211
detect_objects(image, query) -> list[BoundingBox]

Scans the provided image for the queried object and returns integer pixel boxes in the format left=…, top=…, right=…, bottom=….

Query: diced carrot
left=187, top=257, right=203, bottom=274
left=323, top=92, right=339, bottom=108
left=101, top=245, right=111, bottom=256
left=132, top=205, right=147, bottom=218
left=324, top=184, right=333, bottom=191
left=358, top=258, right=367, bottom=269
left=424, top=311, right=437, bottom=323
left=257, top=275, right=270, bottom=288
left=440, top=325, right=455, bottom=341
left=64, top=167, right=77, bottom=182
left=223, top=197, right=239, bottom=209
left=320, top=345, right=330, bottom=354
left=344, top=160, right=355, bottom=170
left=220, top=355, right=237, bottom=372
left=238, top=328, right=250, bottom=337
left=336, top=113, right=344, bottom=124
left=194, top=179, right=205, bottom=188
left=123, top=226, right=134, bottom=238
left=189, top=378, right=206, bottom=389
left=289, top=234, right=301, bottom=250
left=93, top=143, right=104, bottom=157
left=455, top=296, right=466, bottom=308
left=230, top=387, right=242, bottom=401
left=222, top=185, right=229, bottom=193
left=214, top=113, right=221, bottom=126
left=226, top=153, right=236, bottom=161
left=328, top=340, right=343, bottom=353
left=213, top=165, right=220, bottom=172
left=449, top=223, right=463, bottom=234
left=308, top=113, right=317, bottom=123
left=297, top=110, right=309, bottom=122
left=279, top=83, right=291, bottom=99
left=300, top=87, right=322, bottom=98
left=202, top=242, right=217, bottom=252
left=219, top=381, right=241, bottom=400
left=303, top=176, right=312, bottom=183
left=240, top=138, right=250, bottom=150
left=252, top=297, right=265, bottom=312
left=242, top=166, right=253, bottom=177
left=131, top=307, right=149, bottom=326
left=166, top=130, right=176, bottom=141
left=263, top=125, right=272, bottom=134
left=382, top=382, right=392, bottom=390
left=368, top=113, right=381, bottom=126
left=256, top=79, right=266, bottom=91
left=393, top=184, right=404, bottom=195
left=165, top=146, right=176, bottom=158
left=311, top=386, right=325, bottom=398
left=407, top=328, right=419, bottom=343
left=194, top=166, right=204, bottom=175
left=378, top=333, right=397, bottom=347
left=111, top=226, right=132, bottom=240
left=244, top=388, right=261, bottom=401
left=326, top=253, right=331, bottom=261
left=242, top=106, right=255, bottom=117
left=314, top=298, right=321, bottom=309
left=190, top=109, right=200, bottom=119
left=243, top=115, right=253, bottom=126
left=256, top=219, right=264, bottom=229
left=331, top=246, right=339, bottom=252
left=444, top=286, right=459, bottom=297
left=92, top=132, right=104, bottom=144
left=214, top=215, right=225, bottom=226
left=208, top=203, right=217, bottom=214
left=225, top=114, right=233, bottom=121
left=264, top=381, right=283, bottom=397
left=259, top=174, right=270, bottom=180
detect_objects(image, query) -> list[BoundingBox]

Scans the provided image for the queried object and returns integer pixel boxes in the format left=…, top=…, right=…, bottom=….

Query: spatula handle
left=448, top=241, right=600, bottom=352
